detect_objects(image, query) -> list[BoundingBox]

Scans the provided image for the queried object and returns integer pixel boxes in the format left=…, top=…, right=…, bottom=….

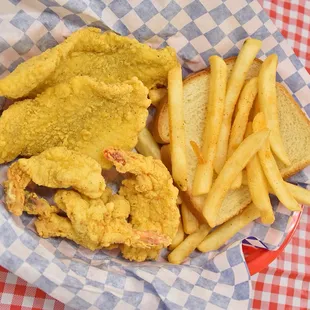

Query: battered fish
left=0, top=76, right=150, bottom=166
left=0, top=27, right=178, bottom=99
left=104, top=148, right=179, bottom=261
left=4, top=147, right=106, bottom=216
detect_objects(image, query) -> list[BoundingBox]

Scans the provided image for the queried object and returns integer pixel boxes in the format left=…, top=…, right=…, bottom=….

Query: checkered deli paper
left=0, top=0, right=309, bottom=309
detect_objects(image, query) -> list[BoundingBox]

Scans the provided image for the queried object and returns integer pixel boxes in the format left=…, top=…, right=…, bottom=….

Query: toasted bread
left=155, top=57, right=310, bottom=225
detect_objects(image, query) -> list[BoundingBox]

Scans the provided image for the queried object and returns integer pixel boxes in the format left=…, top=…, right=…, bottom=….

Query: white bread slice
left=155, top=57, right=310, bottom=225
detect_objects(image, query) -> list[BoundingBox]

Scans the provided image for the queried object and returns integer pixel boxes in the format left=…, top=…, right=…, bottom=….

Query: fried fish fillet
left=0, top=27, right=178, bottom=99
left=104, top=148, right=179, bottom=261
left=4, top=147, right=106, bottom=216
left=0, top=76, right=151, bottom=166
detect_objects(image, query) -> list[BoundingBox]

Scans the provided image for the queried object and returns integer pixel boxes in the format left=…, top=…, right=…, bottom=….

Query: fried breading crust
left=0, top=27, right=178, bottom=99
left=104, top=148, right=179, bottom=261
left=35, top=189, right=170, bottom=251
left=4, top=147, right=106, bottom=216
left=0, top=76, right=150, bottom=166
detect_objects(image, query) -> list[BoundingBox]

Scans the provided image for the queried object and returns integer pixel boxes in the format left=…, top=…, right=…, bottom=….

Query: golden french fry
left=168, top=224, right=211, bottom=264
left=228, top=77, right=258, bottom=189
left=249, top=96, right=260, bottom=121
left=181, top=202, right=199, bottom=234
left=149, top=88, right=167, bottom=107
left=198, top=203, right=260, bottom=252
left=214, top=39, right=262, bottom=174
left=245, top=122, right=275, bottom=224
left=269, top=182, right=310, bottom=206
left=192, top=56, right=227, bottom=195
left=136, top=128, right=161, bottom=159
left=203, top=128, right=270, bottom=227
left=253, top=113, right=300, bottom=211
left=258, top=54, right=290, bottom=166
left=169, top=222, right=185, bottom=251
left=168, top=66, right=188, bottom=191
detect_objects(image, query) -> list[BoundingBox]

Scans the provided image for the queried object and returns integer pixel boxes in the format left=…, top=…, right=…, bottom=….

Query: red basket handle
left=243, top=210, right=302, bottom=275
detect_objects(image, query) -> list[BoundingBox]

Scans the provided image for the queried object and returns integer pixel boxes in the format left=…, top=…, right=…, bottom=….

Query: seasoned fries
left=214, top=39, right=262, bottom=174
left=168, top=66, right=188, bottom=191
left=136, top=128, right=161, bottom=159
left=149, top=88, right=167, bottom=107
left=203, top=128, right=270, bottom=227
left=253, top=113, right=300, bottom=211
left=192, top=56, right=227, bottom=195
left=168, top=224, right=211, bottom=264
left=258, top=54, right=290, bottom=166
left=228, top=77, right=258, bottom=189
left=181, top=202, right=199, bottom=234
left=198, top=204, right=260, bottom=252
left=245, top=123, right=275, bottom=224
left=169, top=222, right=185, bottom=251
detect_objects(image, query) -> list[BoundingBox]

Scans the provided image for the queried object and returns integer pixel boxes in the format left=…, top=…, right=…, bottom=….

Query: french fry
left=203, top=128, right=270, bottom=228
left=149, top=88, right=167, bottom=107
left=136, top=128, right=161, bottom=159
left=258, top=54, right=290, bottom=166
left=249, top=96, right=260, bottom=121
left=253, top=113, right=300, bottom=211
left=168, top=224, right=211, bottom=264
left=214, top=39, right=262, bottom=174
left=269, top=182, right=310, bottom=206
left=228, top=77, right=258, bottom=189
left=181, top=202, right=199, bottom=234
left=245, top=122, right=275, bottom=224
left=168, top=66, right=188, bottom=191
left=198, top=203, right=260, bottom=252
left=169, top=222, right=185, bottom=251
left=192, top=56, right=227, bottom=195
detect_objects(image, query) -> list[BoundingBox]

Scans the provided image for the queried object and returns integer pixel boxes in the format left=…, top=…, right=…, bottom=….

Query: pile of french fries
left=136, top=38, right=310, bottom=265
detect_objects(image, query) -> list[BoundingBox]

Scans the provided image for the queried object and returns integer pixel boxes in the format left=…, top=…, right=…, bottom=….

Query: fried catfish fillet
left=0, top=76, right=150, bottom=166
left=104, top=148, right=179, bottom=262
left=35, top=189, right=170, bottom=251
left=4, top=147, right=106, bottom=216
left=0, top=27, right=178, bottom=99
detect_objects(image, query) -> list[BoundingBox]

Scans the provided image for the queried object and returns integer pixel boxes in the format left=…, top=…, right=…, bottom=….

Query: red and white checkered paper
left=0, top=0, right=309, bottom=309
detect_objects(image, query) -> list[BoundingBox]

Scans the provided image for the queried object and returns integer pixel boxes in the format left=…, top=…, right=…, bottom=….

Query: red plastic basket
left=243, top=209, right=302, bottom=275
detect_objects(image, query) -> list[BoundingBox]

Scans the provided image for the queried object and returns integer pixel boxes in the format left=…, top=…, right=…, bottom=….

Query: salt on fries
left=203, top=128, right=270, bottom=228
left=181, top=202, right=199, bottom=234
left=168, top=66, right=188, bottom=191
left=198, top=204, right=260, bottom=253
left=258, top=54, right=290, bottom=166
left=168, top=224, right=211, bottom=265
left=192, top=56, right=227, bottom=195
left=245, top=123, right=275, bottom=224
left=228, top=77, right=258, bottom=189
left=214, top=38, right=262, bottom=174
left=136, top=128, right=161, bottom=159
left=169, top=222, right=185, bottom=251
left=252, top=113, right=300, bottom=211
